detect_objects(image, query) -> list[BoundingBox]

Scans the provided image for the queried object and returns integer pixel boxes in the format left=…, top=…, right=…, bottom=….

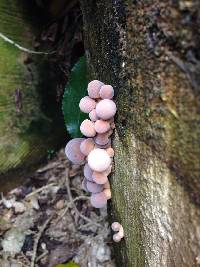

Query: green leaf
left=55, top=261, right=80, bottom=267
left=62, top=56, right=88, bottom=138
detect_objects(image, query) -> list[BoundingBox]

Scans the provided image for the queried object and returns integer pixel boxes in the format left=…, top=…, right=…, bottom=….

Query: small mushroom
left=83, top=163, right=93, bottom=181
left=94, top=120, right=111, bottom=134
left=90, top=191, right=107, bottom=208
left=80, top=119, right=96, bottom=137
left=94, top=133, right=110, bottom=146
left=79, top=96, right=96, bottom=113
left=87, top=80, right=104, bottom=99
left=105, top=147, right=114, bottom=157
left=65, top=138, right=85, bottom=164
left=88, top=148, right=111, bottom=172
left=89, top=109, right=99, bottom=122
left=96, top=99, right=116, bottom=120
left=103, top=188, right=111, bottom=199
left=111, top=222, right=124, bottom=242
left=86, top=181, right=103, bottom=193
left=92, top=171, right=108, bottom=184
left=99, top=85, right=114, bottom=99
left=80, top=138, right=95, bottom=156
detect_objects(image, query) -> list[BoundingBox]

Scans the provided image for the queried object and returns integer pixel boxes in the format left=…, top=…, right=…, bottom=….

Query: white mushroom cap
left=88, top=148, right=111, bottom=172
left=96, top=99, right=116, bottom=120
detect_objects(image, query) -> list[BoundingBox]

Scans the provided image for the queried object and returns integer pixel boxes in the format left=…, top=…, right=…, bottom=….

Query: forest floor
left=0, top=149, right=115, bottom=267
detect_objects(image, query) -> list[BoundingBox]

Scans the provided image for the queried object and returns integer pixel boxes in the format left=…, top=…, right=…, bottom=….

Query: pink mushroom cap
left=80, top=138, right=95, bottom=156
left=90, top=191, right=107, bottom=208
left=65, top=138, right=85, bottom=164
left=79, top=96, right=96, bottom=113
left=92, top=171, right=108, bottom=184
left=99, top=85, right=114, bottom=99
left=83, top=163, right=93, bottom=181
left=96, top=99, right=116, bottom=120
left=86, top=181, right=103, bottom=193
left=89, top=109, right=99, bottom=122
left=94, top=133, right=110, bottom=146
left=87, top=80, right=104, bottom=99
left=94, top=120, right=111, bottom=134
left=80, top=119, right=96, bottom=137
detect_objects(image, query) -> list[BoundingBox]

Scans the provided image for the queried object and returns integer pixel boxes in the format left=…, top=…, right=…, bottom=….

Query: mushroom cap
left=79, top=96, right=96, bottom=113
left=87, top=80, right=104, bottom=99
left=113, top=233, right=122, bottom=243
left=83, top=163, right=93, bottom=181
left=99, top=85, right=114, bottom=99
left=80, top=138, right=95, bottom=156
left=65, top=138, right=85, bottom=164
left=90, top=192, right=107, bottom=208
left=94, top=120, right=110, bottom=134
left=111, top=222, right=121, bottom=232
left=103, top=181, right=110, bottom=189
left=105, top=147, right=114, bottom=157
left=89, top=109, right=99, bottom=122
left=80, top=119, right=96, bottom=137
left=103, top=188, right=111, bottom=199
left=96, top=99, right=116, bottom=120
left=94, top=133, right=110, bottom=146
left=88, top=148, right=111, bottom=172
left=86, top=181, right=103, bottom=193
left=92, top=171, right=108, bottom=184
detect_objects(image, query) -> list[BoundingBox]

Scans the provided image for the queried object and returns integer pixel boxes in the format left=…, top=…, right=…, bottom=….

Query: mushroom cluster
left=111, top=222, right=124, bottom=242
left=65, top=80, right=116, bottom=208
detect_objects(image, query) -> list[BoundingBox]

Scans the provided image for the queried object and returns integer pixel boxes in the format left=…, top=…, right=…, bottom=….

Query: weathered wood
left=80, top=1, right=200, bottom=266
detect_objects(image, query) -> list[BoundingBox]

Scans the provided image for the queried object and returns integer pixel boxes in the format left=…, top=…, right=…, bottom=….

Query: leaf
left=62, top=56, right=88, bottom=138
left=56, top=261, right=80, bottom=267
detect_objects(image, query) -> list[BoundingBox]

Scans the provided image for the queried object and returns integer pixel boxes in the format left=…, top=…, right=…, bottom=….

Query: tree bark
left=80, top=1, right=200, bottom=266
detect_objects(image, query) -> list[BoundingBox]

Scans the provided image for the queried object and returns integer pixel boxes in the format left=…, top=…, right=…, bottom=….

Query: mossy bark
left=0, top=0, right=65, bottom=181
left=80, top=1, right=200, bottom=266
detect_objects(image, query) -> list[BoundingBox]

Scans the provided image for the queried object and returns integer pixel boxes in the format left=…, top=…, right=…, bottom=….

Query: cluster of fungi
left=65, top=80, right=124, bottom=242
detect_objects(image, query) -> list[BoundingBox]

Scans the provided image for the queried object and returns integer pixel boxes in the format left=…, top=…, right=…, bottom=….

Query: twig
left=0, top=32, right=55, bottom=55
left=30, top=215, right=54, bottom=267
left=25, top=183, right=57, bottom=198
left=63, top=170, right=102, bottom=228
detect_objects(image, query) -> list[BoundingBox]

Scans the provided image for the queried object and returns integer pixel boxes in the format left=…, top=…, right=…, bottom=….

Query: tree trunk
left=0, top=0, right=65, bottom=184
left=80, top=1, right=200, bottom=266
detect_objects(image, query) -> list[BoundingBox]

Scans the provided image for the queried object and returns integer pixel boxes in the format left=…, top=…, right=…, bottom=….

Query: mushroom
left=80, top=119, right=96, bottom=137
left=89, top=109, right=99, bottom=122
left=92, top=171, right=108, bottom=184
left=96, top=99, right=116, bottom=120
left=80, top=138, right=95, bottom=156
left=99, top=85, right=114, bottom=99
left=94, top=120, right=111, bottom=134
left=65, top=138, right=85, bottom=164
left=111, top=222, right=124, bottom=242
left=88, top=148, right=111, bottom=172
left=94, top=133, right=110, bottom=146
left=86, top=181, right=103, bottom=193
left=105, top=147, right=114, bottom=157
left=79, top=96, right=96, bottom=113
left=83, top=163, right=93, bottom=181
left=87, top=80, right=104, bottom=99
left=90, top=191, right=107, bottom=208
